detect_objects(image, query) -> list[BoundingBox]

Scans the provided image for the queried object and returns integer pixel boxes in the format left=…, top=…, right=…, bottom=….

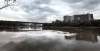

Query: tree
left=0, top=0, right=16, bottom=9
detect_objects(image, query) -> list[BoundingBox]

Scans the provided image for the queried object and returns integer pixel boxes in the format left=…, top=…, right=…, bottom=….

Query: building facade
left=73, top=14, right=94, bottom=24
left=63, top=14, right=94, bottom=24
left=63, top=15, right=74, bottom=23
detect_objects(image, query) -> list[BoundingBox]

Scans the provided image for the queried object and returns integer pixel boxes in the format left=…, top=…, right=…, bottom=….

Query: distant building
left=63, top=15, right=74, bottom=23
left=63, top=14, right=94, bottom=24
left=73, top=14, right=94, bottom=24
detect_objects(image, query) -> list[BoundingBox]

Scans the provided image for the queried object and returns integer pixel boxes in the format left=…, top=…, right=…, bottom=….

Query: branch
left=0, top=4, right=10, bottom=9
left=0, top=0, right=16, bottom=9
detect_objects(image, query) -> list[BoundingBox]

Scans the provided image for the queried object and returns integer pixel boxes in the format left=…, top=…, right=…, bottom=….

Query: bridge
left=0, top=20, right=49, bottom=30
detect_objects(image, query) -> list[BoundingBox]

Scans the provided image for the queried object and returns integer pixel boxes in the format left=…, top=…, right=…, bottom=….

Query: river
left=0, top=28, right=100, bottom=51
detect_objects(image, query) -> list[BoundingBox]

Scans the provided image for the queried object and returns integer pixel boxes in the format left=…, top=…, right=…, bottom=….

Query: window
left=77, top=17, right=80, bottom=20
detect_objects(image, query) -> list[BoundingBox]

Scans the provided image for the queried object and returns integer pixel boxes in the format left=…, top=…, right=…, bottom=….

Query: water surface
left=0, top=28, right=100, bottom=51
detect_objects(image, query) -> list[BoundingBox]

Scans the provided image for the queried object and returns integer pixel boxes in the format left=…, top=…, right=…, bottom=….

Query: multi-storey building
left=73, top=14, right=94, bottom=24
left=63, top=15, right=74, bottom=23
left=63, top=14, right=94, bottom=24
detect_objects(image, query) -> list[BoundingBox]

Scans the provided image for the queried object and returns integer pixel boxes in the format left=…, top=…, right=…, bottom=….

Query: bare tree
left=0, top=0, right=16, bottom=9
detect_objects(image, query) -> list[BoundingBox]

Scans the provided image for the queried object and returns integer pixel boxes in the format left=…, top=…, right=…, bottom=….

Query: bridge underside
left=0, top=20, right=45, bottom=30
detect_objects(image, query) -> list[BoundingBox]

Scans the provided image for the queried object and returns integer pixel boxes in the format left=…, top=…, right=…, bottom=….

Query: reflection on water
left=0, top=28, right=100, bottom=51
left=20, top=27, right=42, bottom=31
left=76, top=32, right=98, bottom=42
left=65, top=30, right=98, bottom=42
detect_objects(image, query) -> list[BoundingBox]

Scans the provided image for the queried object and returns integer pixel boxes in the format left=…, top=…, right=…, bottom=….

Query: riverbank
left=44, top=26, right=100, bottom=33
left=44, top=26, right=100, bottom=29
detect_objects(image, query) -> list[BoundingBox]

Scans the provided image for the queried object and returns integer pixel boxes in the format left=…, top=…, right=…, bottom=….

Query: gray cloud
left=20, top=0, right=100, bottom=21
left=63, top=0, right=100, bottom=10
left=34, top=0, right=50, bottom=4
left=18, top=0, right=58, bottom=22
left=63, top=0, right=82, bottom=3
left=1, top=0, right=100, bottom=22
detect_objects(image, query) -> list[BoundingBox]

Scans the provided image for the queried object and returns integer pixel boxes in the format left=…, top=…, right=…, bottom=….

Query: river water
left=0, top=28, right=100, bottom=51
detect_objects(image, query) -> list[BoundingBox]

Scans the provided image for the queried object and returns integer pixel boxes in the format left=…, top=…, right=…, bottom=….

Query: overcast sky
left=0, top=0, right=100, bottom=22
